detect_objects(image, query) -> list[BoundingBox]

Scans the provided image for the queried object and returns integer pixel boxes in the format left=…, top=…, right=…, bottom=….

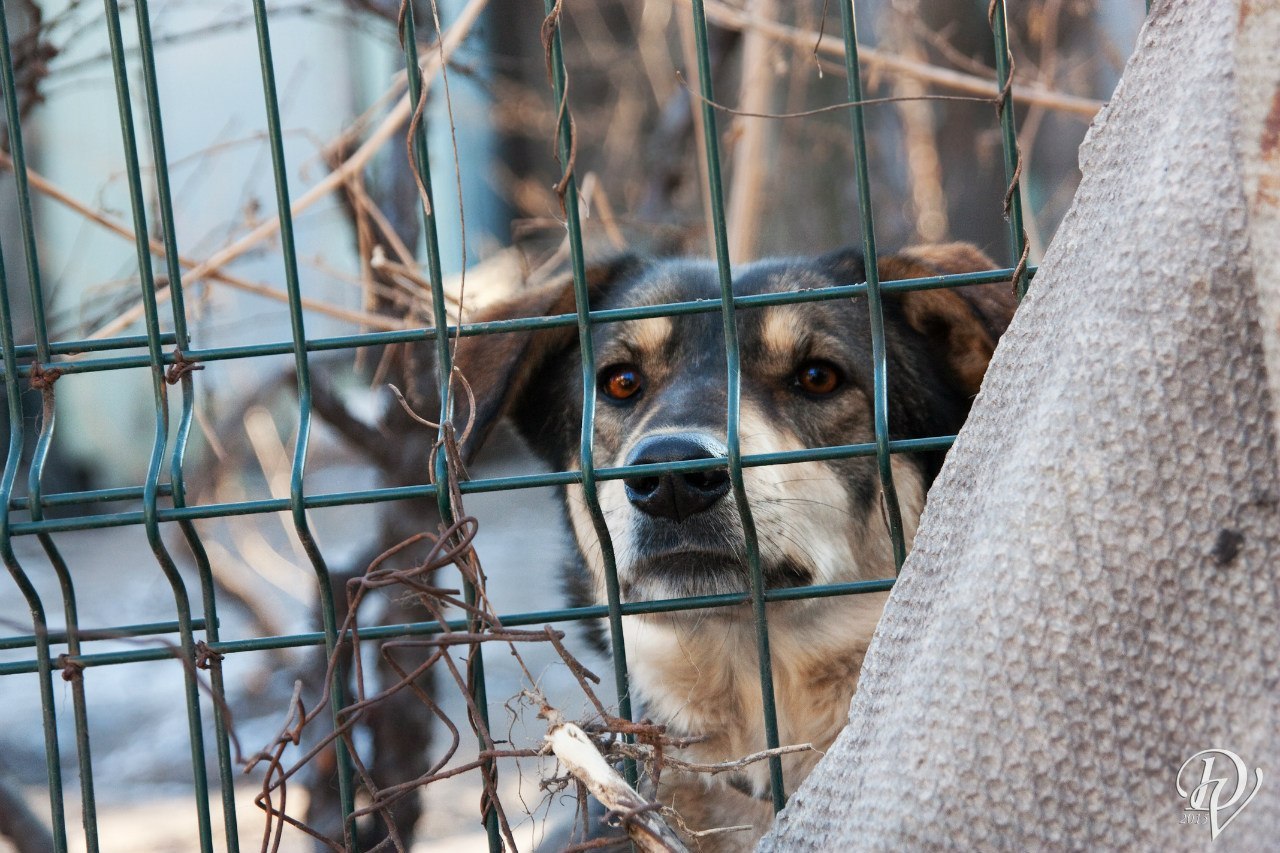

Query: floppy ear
left=877, top=242, right=1016, bottom=398
left=448, top=253, right=645, bottom=462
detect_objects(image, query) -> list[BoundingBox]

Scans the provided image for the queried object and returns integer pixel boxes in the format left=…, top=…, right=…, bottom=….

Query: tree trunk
left=761, top=0, right=1280, bottom=849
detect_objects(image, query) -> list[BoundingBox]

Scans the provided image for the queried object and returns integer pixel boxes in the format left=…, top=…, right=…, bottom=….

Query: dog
left=454, top=242, right=1015, bottom=848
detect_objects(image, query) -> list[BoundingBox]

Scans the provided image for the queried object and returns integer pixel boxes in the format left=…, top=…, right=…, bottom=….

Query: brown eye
left=795, top=360, right=842, bottom=396
left=599, top=364, right=643, bottom=400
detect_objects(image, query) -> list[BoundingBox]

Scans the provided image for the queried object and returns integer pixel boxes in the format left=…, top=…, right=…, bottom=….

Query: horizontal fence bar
left=0, top=267, right=1032, bottom=380
left=0, top=579, right=895, bottom=675
left=8, top=483, right=172, bottom=511
left=12, top=332, right=177, bottom=359
left=0, top=618, right=209, bottom=651
left=5, top=435, right=954, bottom=535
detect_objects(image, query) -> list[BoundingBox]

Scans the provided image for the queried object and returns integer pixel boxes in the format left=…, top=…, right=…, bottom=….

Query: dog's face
left=457, top=243, right=1013, bottom=610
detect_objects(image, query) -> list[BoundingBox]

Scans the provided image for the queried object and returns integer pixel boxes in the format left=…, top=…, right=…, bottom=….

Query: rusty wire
left=240, top=428, right=657, bottom=850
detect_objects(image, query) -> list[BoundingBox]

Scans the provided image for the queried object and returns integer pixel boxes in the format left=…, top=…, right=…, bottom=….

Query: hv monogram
left=1176, top=749, right=1263, bottom=840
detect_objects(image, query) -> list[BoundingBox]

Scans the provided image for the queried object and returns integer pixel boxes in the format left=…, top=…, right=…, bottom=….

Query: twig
left=726, top=0, right=777, bottom=262
left=678, top=70, right=994, bottom=118
left=387, top=383, right=441, bottom=430
left=660, top=807, right=753, bottom=841
left=888, top=3, right=949, bottom=242
left=689, top=0, right=1102, bottom=118
left=540, top=707, right=689, bottom=853
left=611, top=741, right=817, bottom=777
left=1015, top=0, right=1068, bottom=261
left=675, top=4, right=716, bottom=253
left=579, top=172, right=626, bottom=251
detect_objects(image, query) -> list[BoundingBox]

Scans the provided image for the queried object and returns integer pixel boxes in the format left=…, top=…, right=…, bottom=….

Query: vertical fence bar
left=130, top=1, right=240, bottom=847
left=0, top=179, right=68, bottom=853
left=248, top=1, right=358, bottom=845
left=21, top=357, right=98, bottom=853
left=401, top=9, right=501, bottom=850
left=0, top=11, right=90, bottom=850
left=542, top=0, right=641, bottom=790
left=989, top=0, right=1031, bottom=299
left=838, top=1, right=908, bottom=572
left=688, top=0, right=787, bottom=812
left=100, top=2, right=215, bottom=849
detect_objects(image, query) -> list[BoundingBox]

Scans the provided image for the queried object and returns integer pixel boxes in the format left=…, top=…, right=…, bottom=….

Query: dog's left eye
left=599, top=364, right=644, bottom=401
left=794, top=360, right=842, bottom=396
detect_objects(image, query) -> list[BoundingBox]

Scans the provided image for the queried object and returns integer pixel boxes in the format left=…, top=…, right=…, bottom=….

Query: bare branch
left=689, top=0, right=1103, bottom=118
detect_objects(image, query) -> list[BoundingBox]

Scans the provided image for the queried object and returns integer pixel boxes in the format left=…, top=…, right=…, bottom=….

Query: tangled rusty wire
left=238, top=423, right=677, bottom=852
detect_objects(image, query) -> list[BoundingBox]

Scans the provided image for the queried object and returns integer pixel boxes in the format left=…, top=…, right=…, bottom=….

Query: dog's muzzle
left=623, top=433, right=730, bottom=522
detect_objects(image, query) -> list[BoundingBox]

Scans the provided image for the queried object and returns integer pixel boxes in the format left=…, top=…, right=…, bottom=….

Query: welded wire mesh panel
left=0, top=1, right=1120, bottom=850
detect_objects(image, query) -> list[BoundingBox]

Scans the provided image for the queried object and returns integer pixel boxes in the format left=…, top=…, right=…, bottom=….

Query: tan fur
left=628, top=316, right=675, bottom=360
left=620, top=454, right=924, bottom=796
left=758, top=304, right=808, bottom=362
left=572, top=399, right=927, bottom=847
left=878, top=243, right=1016, bottom=397
left=899, top=289, right=996, bottom=396
left=895, top=241, right=995, bottom=276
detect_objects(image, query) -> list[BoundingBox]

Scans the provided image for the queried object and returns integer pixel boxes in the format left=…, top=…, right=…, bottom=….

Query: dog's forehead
left=608, top=259, right=720, bottom=305
left=735, top=259, right=835, bottom=295
left=600, top=258, right=853, bottom=352
left=604, top=257, right=841, bottom=304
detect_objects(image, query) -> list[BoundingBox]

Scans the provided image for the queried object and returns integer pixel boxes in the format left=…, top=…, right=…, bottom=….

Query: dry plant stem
left=543, top=626, right=611, bottom=722
left=243, top=405, right=311, bottom=563
left=579, top=172, right=626, bottom=251
left=636, top=0, right=678, bottom=106
left=692, top=0, right=1102, bottom=118
left=890, top=2, right=949, bottom=243
left=591, top=180, right=626, bottom=251
left=369, top=249, right=445, bottom=311
left=676, top=3, right=717, bottom=253
left=78, top=0, right=490, bottom=340
left=303, top=255, right=419, bottom=314
left=659, top=807, right=752, bottom=842
left=686, top=823, right=754, bottom=839
left=678, top=72, right=991, bottom=118
left=345, top=180, right=418, bottom=269
left=543, top=711, right=690, bottom=853
left=313, top=69, right=409, bottom=172
left=611, top=741, right=816, bottom=776
left=726, top=0, right=777, bottom=262
left=337, top=166, right=380, bottom=336
left=1014, top=0, right=1067, bottom=260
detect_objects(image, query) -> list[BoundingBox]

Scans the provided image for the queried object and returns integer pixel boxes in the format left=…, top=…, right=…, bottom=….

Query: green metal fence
left=0, top=1, right=1036, bottom=851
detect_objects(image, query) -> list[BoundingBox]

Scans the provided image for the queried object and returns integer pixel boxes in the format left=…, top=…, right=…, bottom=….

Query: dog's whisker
left=756, top=497, right=861, bottom=521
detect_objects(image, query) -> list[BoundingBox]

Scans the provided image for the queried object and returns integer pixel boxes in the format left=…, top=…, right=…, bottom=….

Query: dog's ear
left=449, top=253, right=646, bottom=461
left=877, top=242, right=1016, bottom=398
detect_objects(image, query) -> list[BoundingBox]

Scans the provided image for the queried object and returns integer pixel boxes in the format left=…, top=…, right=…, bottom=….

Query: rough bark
left=761, top=1, right=1280, bottom=850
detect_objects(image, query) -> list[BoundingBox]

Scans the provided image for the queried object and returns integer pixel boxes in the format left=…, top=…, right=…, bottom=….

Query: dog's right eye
left=599, top=364, right=644, bottom=401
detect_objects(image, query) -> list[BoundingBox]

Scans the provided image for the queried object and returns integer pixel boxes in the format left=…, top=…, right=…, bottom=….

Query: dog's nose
left=623, top=434, right=730, bottom=521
